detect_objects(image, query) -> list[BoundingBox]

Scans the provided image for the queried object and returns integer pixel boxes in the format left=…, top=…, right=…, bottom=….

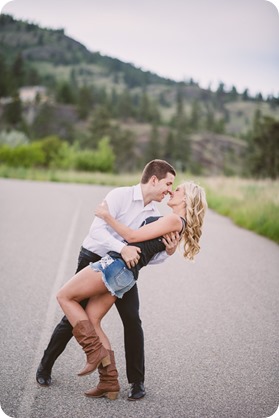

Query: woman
left=57, top=181, right=207, bottom=399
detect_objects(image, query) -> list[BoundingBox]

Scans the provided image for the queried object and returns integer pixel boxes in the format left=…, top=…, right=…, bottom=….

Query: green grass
left=1, top=166, right=278, bottom=244
left=0, top=166, right=139, bottom=186
left=198, top=177, right=279, bottom=244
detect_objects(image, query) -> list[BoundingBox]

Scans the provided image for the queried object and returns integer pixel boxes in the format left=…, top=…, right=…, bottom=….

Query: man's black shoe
left=128, top=382, right=146, bottom=401
left=36, top=363, right=52, bottom=386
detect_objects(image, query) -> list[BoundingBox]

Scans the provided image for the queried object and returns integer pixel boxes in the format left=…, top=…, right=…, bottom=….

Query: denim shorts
left=90, top=255, right=136, bottom=299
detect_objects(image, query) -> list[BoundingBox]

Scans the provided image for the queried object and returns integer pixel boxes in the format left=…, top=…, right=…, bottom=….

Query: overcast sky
left=1, top=0, right=279, bottom=97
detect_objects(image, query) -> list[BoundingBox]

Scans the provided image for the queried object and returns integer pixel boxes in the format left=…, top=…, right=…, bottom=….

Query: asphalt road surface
left=0, top=179, right=278, bottom=418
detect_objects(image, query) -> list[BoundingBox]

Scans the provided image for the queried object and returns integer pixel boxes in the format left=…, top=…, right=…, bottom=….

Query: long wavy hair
left=181, top=181, right=207, bottom=260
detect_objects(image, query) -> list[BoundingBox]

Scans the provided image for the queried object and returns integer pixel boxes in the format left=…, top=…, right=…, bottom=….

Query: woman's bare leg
left=85, top=293, right=116, bottom=350
left=57, top=266, right=109, bottom=327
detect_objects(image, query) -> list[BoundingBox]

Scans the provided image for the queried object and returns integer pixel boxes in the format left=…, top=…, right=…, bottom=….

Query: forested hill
left=0, top=14, right=175, bottom=88
left=0, top=14, right=278, bottom=177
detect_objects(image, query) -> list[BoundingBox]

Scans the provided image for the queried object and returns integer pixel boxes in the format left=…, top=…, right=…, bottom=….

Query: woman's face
left=167, top=184, right=185, bottom=207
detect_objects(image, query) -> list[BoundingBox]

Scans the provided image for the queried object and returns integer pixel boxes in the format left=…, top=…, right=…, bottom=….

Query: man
left=36, top=159, right=177, bottom=400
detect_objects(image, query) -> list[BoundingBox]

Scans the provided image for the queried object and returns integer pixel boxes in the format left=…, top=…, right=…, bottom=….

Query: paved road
left=0, top=179, right=278, bottom=418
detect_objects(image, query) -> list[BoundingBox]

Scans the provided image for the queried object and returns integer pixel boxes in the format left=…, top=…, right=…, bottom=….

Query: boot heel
left=106, top=391, right=119, bottom=400
left=101, top=355, right=111, bottom=367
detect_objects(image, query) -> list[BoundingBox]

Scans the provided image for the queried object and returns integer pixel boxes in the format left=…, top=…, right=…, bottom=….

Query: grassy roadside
left=1, top=166, right=278, bottom=244
left=195, top=177, right=279, bottom=244
left=0, top=166, right=140, bottom=186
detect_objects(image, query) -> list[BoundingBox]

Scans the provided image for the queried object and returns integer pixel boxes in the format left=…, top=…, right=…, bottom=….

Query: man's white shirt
left=82, top=183, right=168, bottom=263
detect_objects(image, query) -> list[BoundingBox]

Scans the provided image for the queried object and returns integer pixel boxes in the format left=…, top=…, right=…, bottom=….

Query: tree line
left=0, top=49, right=278, bottom=177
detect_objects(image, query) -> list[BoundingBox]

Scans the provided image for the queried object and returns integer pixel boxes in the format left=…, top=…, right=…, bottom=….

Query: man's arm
left=121, top=246, right=141, bottom=268
left=89, top=188, right=129, bottom=254
left=89, top=187, right=142, bottom=267
left=89, top=216, right=126, bottom=254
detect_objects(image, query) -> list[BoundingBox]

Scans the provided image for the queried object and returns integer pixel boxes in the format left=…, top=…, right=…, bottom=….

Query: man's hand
left=121, top=245, right=141, bottom=269
left=162, top=232, right=180, bottom=256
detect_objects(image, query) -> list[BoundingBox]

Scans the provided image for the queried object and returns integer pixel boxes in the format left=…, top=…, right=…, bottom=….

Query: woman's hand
left=162, top=232, right=180, bottom=256
left=95, top=200, right=110, bottom=220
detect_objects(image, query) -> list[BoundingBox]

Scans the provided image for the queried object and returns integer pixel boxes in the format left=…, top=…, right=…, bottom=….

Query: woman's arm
left=95, top=201, right=182, bottom=242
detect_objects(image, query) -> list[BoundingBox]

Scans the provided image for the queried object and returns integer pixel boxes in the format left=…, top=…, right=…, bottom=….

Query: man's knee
left=120, top=307, right=142, bottom=329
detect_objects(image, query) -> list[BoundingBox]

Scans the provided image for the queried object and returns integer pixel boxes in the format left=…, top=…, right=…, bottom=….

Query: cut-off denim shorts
left=90, top=254, right=136, bottom=299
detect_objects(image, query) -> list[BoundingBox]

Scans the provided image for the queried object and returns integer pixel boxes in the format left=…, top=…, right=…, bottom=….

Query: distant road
left=0, top=179, right=278, bottom=418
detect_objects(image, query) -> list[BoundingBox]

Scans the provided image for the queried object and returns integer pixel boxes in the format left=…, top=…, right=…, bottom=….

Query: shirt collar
left=133, top=184, right=157, bottom=211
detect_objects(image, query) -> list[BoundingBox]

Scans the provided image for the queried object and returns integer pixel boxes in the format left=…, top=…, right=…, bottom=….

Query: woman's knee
left=56, top=289, right=67, bottom=307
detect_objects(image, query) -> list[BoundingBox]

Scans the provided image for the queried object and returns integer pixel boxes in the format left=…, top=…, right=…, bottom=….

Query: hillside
left=0, top=14, right=278, bottom=174
left=0, top=14, right=175, bottom=86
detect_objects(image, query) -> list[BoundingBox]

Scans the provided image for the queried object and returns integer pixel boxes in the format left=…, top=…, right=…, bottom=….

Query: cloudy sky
left=1, top=0, right=279, bottom=97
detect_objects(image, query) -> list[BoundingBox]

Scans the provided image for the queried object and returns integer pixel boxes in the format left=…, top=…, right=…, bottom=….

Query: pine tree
left=174, top=127, right=191, bottom=171
left=56, top=81, right=76, bottom=104
left=31, top=103, right=55, bottom=138
left=247, top=116, right=279, bottom=179
left=137, top=91, right=151, bottom=122
left=163, top=130, right=176, bottom=163
left=242, top=89, right=250, bottom=101
left=215, top=82, right=226, bottom=109
left=109, top=125, right=136, bottom=171
left=0, top=54, right=9, bottom=97
left=229, top=86, right=238, bottom=101
left=189, top=100, right=201, bottom=131
left=12, top=53, right=25, bottom=89
left=145, top=123, right=160, bottom=161
left=118, top=89, right=134, bottom=119
left=77, top=86, right=93, bottom=119
left=87, top=105, right=112, bottom=148
left=3, top=94, right=22, bottom=125
left=205, top=108, right=215, bottom=131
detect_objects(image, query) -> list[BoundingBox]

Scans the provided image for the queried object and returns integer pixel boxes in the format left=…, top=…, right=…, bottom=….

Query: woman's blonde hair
left=181, top=181, right=207, bottom=260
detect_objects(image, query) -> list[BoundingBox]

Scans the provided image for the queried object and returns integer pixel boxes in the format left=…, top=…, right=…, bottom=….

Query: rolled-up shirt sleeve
left=88, top=217, right=126, bottom=254
left=89, top=188, right=128, bottom=254
left=149, top=251, right=169, bottom=264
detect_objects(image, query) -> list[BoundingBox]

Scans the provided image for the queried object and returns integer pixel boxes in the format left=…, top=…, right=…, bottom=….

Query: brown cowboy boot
left=84, top=349, right=120, bottom=400
left=72, top=320, right=111, bottom=377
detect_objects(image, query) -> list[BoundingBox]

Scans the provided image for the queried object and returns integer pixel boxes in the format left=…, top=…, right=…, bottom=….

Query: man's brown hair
left=140, top=159, right=176, bottom=184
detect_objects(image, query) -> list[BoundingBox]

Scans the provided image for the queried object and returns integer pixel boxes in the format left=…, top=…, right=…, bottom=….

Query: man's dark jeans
left=40, top=247, right=144, bottom=383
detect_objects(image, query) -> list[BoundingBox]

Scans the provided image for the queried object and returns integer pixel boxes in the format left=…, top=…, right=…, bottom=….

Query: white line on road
left=17, top=202, right=82, bottom=418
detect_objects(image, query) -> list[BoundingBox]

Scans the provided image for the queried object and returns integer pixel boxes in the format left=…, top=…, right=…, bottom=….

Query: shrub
left=74, top=137, right=115, bottom=172
left=0, top=143, right=45, bottom=167
left=34, top=135, right=67, bottom=167
left=0, top=136, right=115, bottom=172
